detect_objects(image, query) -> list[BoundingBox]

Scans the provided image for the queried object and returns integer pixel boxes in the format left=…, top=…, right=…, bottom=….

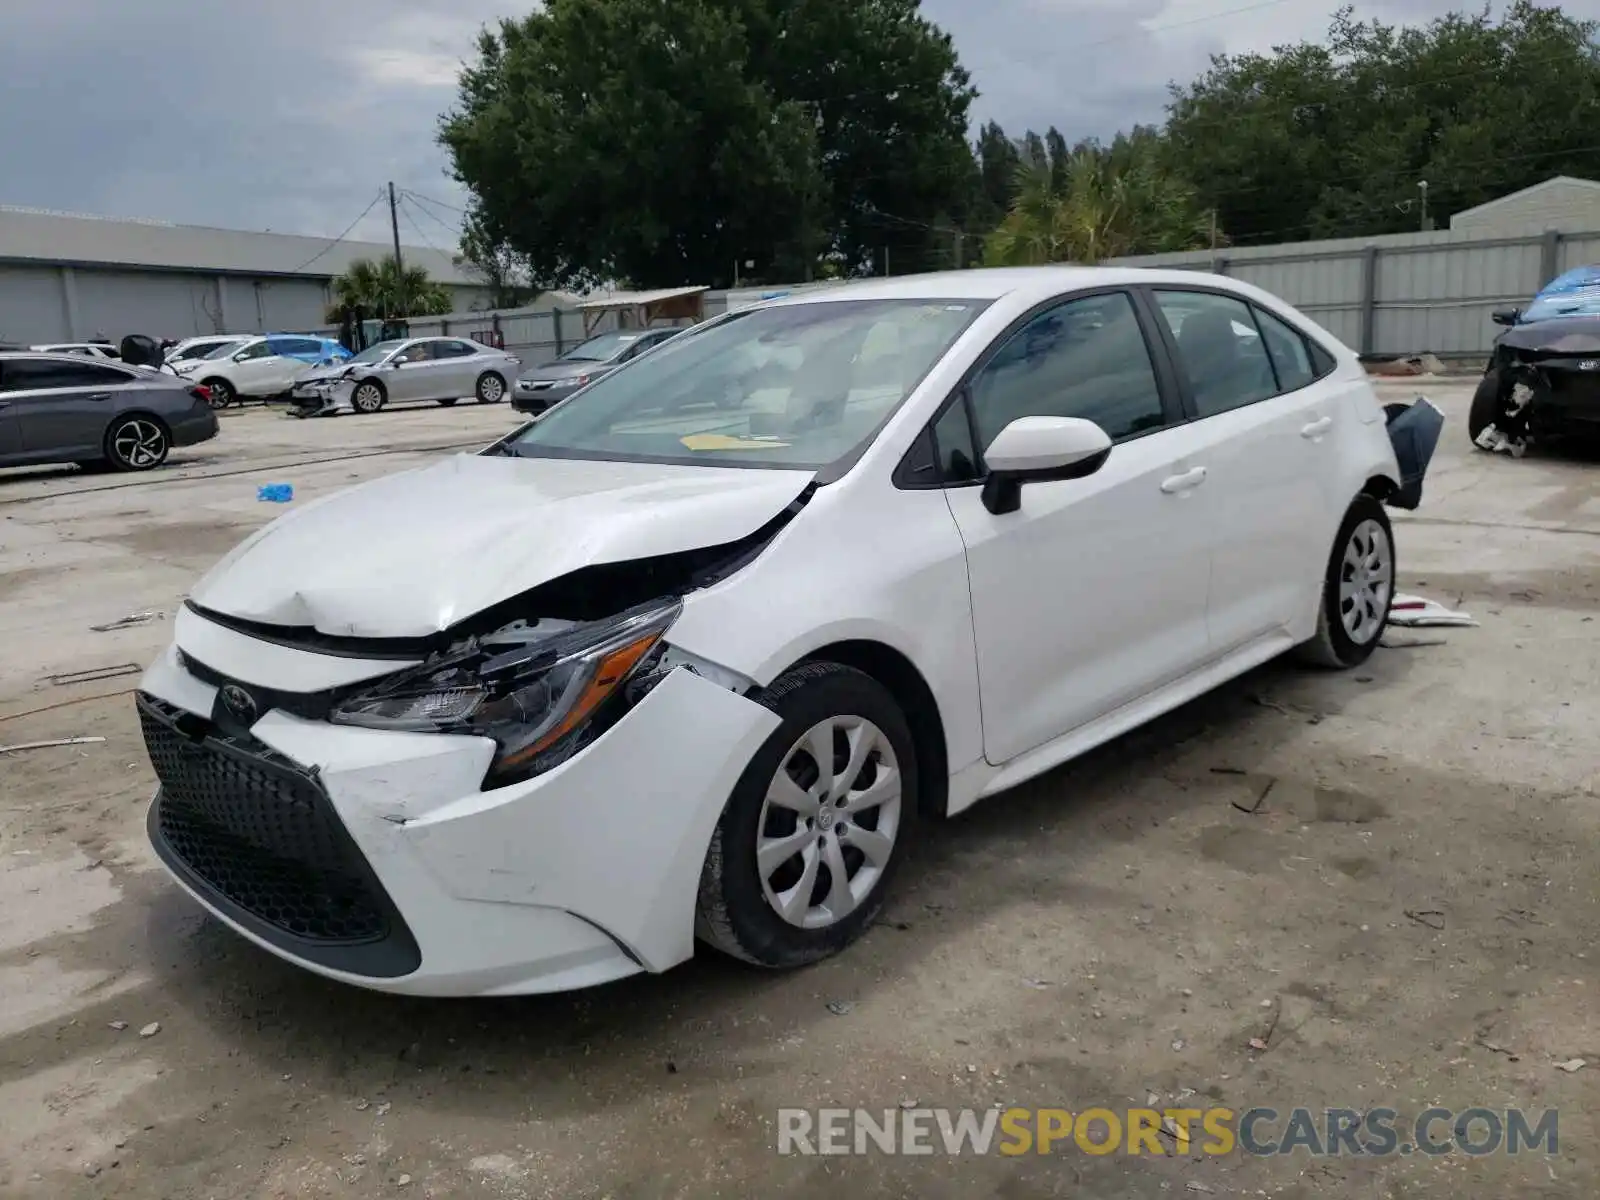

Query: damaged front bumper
left=137, top=628, right=780, bottom=997
left=1494, top=354, right=1600, bottom=438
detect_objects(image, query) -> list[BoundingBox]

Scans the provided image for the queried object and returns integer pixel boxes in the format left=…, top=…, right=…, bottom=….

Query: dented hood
left=1500, top=315, right=1600, bottom=355
left=189, top=452, right=814, bottom=638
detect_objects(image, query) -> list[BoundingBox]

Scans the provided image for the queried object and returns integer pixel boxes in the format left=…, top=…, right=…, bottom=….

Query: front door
left=228, top=341, right=285, bottom=397
left=1145, top=288, right=1341, bottom=654
left=942, top=289, right=1213, bottom=766
left=386, top=340, right=438, bottom=400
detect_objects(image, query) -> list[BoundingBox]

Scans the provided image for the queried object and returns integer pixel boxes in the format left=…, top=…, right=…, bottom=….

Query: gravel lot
left=0, top=384, right=1596, bottom=1199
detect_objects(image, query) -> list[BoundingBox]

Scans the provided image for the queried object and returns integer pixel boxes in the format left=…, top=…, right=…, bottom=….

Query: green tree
left=327, top=256, right=453, bottom=323
left=1163, top=2, right=1600, bottom=244
left=971, top=120, right=1022, bottom=233
left=440, top=0, right=977, bottom=287
left=983, top=139, right=1215, bottom=265
left=458, top=210, right=537, bottom=309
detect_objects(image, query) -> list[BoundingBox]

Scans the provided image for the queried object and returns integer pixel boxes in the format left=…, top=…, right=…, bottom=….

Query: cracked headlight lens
left=330, top=598, right=682, bottom=786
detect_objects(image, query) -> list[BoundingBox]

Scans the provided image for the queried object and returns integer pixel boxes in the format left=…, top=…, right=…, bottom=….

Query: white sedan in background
left=136, top=267, right=1428, bottom=997
left=288, top=336, right=521, bottom=416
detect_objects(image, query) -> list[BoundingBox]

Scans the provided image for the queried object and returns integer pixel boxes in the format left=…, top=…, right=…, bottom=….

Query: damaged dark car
left=1472, top=264, right=1600, bottom=455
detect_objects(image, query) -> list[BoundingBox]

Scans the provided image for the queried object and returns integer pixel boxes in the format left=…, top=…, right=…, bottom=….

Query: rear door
left=3, top=358, right=136, bottom=457
left=432, top=339, right=482, bottom=397
left=1143, top=287, right=1342, bottom=654
left=270, top=337, right=328, bottom=388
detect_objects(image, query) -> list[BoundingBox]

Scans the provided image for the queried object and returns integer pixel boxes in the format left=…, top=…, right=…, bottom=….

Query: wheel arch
left=791, top=639, right=950, bottom=821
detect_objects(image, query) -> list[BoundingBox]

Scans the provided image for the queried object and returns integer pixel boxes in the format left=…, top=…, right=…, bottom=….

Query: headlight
left=329, top=598, right=681, bottom=787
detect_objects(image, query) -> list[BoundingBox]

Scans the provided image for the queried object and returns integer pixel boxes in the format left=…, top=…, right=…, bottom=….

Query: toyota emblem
left=220, top=684, right=258, bottom=724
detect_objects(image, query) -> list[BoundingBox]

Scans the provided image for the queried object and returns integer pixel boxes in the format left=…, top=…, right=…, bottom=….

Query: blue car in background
left=1473, top=264, right=1600, bottom=452
left=173, top=332, right=351, bottom=409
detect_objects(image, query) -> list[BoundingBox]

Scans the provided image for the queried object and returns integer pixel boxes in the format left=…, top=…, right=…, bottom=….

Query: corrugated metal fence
left=1111, top=225, right=1600, bottom=361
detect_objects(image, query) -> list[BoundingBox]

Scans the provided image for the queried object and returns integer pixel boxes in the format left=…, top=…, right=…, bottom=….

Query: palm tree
left=984, top=144, right=1216, bottom=266
left=326, top=255, right=454, bottom=323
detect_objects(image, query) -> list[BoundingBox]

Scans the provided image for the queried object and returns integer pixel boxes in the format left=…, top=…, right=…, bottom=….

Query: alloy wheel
left=353, top=383, right=383, bottom=413
left=478, top=374, right=505, bottom=403
left=1338, top=518, right=1393, bottom=643
left=113, top=419, right=167, bottom=469
left=756, top=715, right=903, bottom=930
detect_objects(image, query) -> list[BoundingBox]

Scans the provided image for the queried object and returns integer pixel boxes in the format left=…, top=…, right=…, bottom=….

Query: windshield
left=504, top=298, right=988, bottom=471
left=347, top=340, right=405, bottom=365
left=561, top=331, right=640, bottom=362
left=1520, top=265, right=1600, bottom=323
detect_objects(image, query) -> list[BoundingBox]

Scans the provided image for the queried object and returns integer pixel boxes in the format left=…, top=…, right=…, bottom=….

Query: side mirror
left=980, top=416, right=1113, bottom=515
left=232, top=351, right=249, bottom=362
left=1491, top=308, right=1520, bottom=327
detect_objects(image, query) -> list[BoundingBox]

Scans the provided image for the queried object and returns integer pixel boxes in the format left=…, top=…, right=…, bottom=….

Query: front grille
left=140, top=695, right=394, bottom=947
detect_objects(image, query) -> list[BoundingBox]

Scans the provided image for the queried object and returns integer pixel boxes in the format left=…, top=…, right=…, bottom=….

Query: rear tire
left=1294, top=494, right=1394, bottom=669
left=1468, top=368, right=1503, bottom=446
left=696, top=663, right=918, bottom=969
left=475, top=372, right=506, bottom=404
left=104, top=414, right=170, bottom=472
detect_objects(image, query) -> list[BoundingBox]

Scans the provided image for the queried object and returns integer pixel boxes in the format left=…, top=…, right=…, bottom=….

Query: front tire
left=201, top=378, right=233, bottom=409
left=696, top=662, right=917, bottom=969
left=1295, top=494, right=1394, bottom=668
left=1468, top=368, right=1503, bottom=446
left=475, top=372, right=506, bottom=404
left=351, top=380, right=386, bottom=414
left=104, top=414, right=170, bottom=472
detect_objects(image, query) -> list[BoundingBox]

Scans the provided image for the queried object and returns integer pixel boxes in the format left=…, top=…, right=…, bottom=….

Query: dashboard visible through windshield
left=501, top=298, right=988, bottom=470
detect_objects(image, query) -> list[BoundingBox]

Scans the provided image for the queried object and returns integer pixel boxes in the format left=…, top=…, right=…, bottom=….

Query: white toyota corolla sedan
left=137, top=267, right=1429, bottom=997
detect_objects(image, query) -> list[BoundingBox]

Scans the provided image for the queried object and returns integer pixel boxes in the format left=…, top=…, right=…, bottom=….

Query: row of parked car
left=153, top=327, right=685, bottom=417
left=0, top=325, right=694, bottom=476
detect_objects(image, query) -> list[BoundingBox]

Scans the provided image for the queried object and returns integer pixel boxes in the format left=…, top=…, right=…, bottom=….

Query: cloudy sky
left=0, top=0, right=1508, bottom=245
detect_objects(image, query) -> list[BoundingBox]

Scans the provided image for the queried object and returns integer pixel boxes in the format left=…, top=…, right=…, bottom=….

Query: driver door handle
left=86, top=392, right=112, bottom=401
left=1301, top=415, right=1333, bottom=438
left=1160, top=466, right=1207, bottom=494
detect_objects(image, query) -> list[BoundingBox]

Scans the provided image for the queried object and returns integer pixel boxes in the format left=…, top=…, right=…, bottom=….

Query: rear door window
left=1151, top=290, right=1280, bottom=417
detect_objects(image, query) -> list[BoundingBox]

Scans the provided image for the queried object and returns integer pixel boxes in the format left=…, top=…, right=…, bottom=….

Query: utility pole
left=1418, top=180, right=1431, bottom=232
left=952, top=227, right=964, bottom=270
left=387, top=182, right=404, bottom=317
left=883, top=246, right=891, bottom=277
left=1209, top=209, right=1219, bottom=251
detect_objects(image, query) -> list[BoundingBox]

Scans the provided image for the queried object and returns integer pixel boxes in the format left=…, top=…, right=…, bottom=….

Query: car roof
left=757, top=266, right=1248, bottom=307
left=0, top=350, right=137, bottom=366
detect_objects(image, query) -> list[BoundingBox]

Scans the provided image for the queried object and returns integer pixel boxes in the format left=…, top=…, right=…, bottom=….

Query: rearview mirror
left=980, top=416, right=1113, bottom=515
left=1491, top=308, right=1521, bottom=327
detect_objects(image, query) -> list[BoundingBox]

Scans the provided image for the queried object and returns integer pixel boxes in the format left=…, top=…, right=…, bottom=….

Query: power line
left=284, top=188, right=386, bottom=275
left=401, top=190, right=466, bottom=242
left=403, top=188, right=469, bottom=217
left=397, top=195, right=450, bottom=258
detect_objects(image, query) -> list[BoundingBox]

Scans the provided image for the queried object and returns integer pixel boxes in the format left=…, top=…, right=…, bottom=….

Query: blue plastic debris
left=257, top=483, right=294, bottom=503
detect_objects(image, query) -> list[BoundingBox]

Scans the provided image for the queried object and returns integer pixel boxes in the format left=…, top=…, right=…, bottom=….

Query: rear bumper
left=172, top=407, right=220, bottom=446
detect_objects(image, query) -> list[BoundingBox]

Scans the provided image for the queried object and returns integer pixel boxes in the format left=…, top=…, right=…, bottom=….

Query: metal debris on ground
left=0, top=736, right=107, bottom=755
left=45, top=664, right=141, bottom=686
left=1556, top=1058, right=1587, bottom=1073
left=1388, top=594, right=1477, bottom=628
left=1404, top=908, right=1447, bottom=930
left=825, top=1000, right=854, bottom=1016
left=138, top=1022, right=161, bottom=1038
left=90, top=610, right=164, bottom=632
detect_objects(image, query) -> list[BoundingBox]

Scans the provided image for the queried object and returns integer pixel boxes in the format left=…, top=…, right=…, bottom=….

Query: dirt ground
left=0, top=386, right=1596, bottom=1199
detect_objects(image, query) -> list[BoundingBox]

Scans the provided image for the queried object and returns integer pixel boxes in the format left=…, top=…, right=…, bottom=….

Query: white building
left=0, top=205, right=496, bottom=345
left=1449, top=176, right=1600, bottom=236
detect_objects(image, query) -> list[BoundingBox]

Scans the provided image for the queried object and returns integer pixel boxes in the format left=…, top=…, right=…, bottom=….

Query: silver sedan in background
left=289, top=337, right=521, bottom=416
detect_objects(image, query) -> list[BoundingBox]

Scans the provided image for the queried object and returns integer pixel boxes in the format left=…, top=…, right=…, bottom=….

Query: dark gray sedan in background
left=511, top=327, right=681, bottom=413
left=0, top=352, right=219, bottom=473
